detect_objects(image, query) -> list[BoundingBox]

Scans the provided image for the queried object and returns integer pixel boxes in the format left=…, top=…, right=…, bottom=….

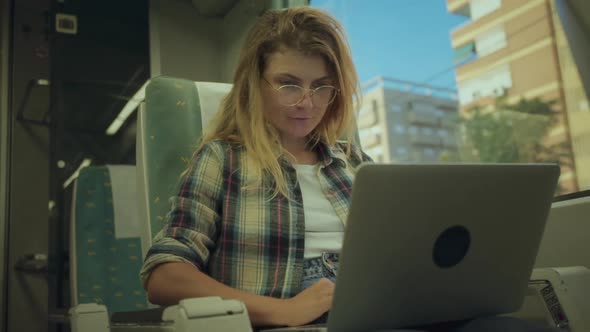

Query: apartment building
left=447, top=0, right=590, bottom=192
left=358, top=77, right=460, bottom=164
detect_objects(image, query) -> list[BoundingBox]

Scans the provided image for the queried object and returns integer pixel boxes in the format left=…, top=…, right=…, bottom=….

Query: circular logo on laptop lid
left=433, top=225, right=471, bottom=268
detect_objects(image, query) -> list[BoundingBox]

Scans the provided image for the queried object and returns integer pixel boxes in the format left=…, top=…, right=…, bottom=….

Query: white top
left=293, top=164, right=344, bottom=259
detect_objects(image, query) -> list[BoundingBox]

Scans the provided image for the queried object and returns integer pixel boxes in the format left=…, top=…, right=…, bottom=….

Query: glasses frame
left=262, top=77, right=339, bottom=107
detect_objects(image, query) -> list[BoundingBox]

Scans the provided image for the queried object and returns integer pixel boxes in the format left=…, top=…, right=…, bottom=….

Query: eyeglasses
left=263, top=77, right=338, bottom=107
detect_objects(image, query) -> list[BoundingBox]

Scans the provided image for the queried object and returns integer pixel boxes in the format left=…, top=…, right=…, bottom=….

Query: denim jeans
left=301, top=253, right=340, bottom=325
left=300, top=253, right=562, bottom=332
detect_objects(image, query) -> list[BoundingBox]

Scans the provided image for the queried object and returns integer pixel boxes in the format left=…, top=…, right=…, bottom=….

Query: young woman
left=141, top=6, right=371, bottom=328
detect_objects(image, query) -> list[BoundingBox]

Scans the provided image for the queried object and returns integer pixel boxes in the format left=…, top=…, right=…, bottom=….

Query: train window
left=312, top=0, right=590, bottom=195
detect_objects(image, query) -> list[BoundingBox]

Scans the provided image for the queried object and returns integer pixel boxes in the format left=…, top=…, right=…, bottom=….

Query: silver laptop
left=262, top=163, right=560, bottom=332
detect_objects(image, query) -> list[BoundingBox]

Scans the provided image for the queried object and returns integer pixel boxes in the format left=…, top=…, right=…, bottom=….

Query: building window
left=475, top=25, right=507, bottom=57
left=394, top=124, right=405, bottom=134
left=396, top=147, right=408, bottom=155
left=457, top=64, right=512, bottom=104
left=470, top=0, right=501, bottom=20
left=424, top=148, right=437, bottom=157
left=422, top=127, right=434, bottom=135
left=390, top=104, right=403, bottom=113
left=438, top=129, right=449, bottom=137
left=372, top=99, right=378, bottom=112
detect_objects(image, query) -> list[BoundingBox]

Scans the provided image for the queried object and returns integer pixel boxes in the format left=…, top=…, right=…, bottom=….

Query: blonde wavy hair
left=197, top=6, right=360, bottom=198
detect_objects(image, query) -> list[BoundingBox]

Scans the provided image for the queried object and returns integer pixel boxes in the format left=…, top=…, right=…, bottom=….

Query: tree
left=459, top=96, right=573, bottom=168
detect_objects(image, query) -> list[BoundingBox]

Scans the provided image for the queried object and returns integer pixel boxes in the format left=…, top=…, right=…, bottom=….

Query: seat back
left=70, top=165, right=149, bottom=314
left=136, top=76, right=232, bottom=254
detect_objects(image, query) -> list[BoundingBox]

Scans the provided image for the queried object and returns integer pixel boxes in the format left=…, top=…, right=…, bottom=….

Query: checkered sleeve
left=139, top=141, right=226, bottom=288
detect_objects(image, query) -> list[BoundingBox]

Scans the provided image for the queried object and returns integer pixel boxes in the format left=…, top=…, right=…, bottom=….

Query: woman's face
left=261, top=48, right=335, bottom=148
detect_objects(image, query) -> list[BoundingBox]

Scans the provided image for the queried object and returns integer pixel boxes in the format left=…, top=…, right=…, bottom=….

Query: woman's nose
left=296, top=90, right=314, bottom=108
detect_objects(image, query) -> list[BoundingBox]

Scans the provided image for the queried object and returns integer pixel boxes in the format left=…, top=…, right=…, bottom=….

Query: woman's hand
left=276, top=278, right=335, bottom=327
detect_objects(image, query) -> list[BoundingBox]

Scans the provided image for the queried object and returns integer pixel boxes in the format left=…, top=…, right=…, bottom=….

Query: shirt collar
left=277, top=140, right=349, bottom=169
left=315, top=140, right=348, bottom=168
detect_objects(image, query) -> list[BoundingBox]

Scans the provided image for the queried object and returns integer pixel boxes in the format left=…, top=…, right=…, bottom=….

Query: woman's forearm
left=145, top=262, right=287, bottom=327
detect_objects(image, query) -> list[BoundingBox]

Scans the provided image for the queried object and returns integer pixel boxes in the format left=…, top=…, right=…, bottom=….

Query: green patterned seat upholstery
left=70, top=165, right=149, bottom=314
left=137, top=76, right=232, bottom=251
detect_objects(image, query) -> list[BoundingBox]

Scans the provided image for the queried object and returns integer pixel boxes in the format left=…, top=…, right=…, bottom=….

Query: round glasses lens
left=312, top=86, right=337, bottom=106
left=277, top=85, right=304, bottom=106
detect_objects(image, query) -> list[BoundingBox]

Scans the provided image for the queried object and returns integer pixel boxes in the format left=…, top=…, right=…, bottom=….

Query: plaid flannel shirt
left=140, top=139, right=372, bottom=298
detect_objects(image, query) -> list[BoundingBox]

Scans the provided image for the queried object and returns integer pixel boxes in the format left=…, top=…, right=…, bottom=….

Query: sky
left=310, top=0, right=468, bottom=90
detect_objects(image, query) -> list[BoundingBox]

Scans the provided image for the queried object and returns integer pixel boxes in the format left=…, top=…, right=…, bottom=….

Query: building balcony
left=450, top=0, right=539, bottom=49
left=407, top=111, right=439, bottom=126
left=447, top=0, right=470, bottom=17
left=409, top=132, right=441, bottom=147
